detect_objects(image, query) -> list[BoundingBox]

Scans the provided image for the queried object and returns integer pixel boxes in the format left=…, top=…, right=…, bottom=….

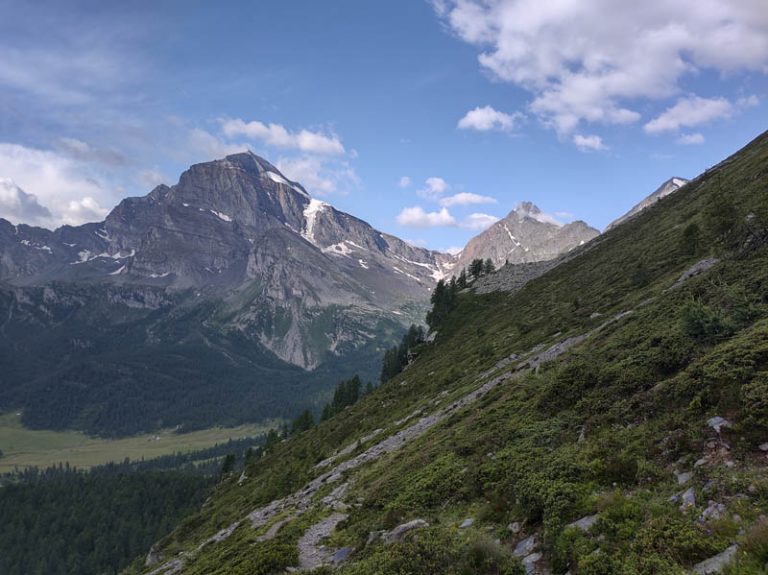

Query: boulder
left=514, top=534, right=538, bottom=557
left=382, top=519, right=430, bottom=544
left=692, top=545, right=738, bottom=574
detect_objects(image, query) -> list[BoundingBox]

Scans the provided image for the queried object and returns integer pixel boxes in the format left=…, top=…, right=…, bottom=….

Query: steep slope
left=132, top=131, right=768, bottom=575
left=0, top=153, right=452, bottom=435
left=454, top=202, right=599, bottom=272
left=607, top=177, right=689, bottom=230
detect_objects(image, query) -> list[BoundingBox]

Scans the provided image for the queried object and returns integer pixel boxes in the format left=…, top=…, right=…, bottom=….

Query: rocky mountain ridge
left=453, top=201, right=600, bottom=272
left=606, top=176, right=689, bottom=231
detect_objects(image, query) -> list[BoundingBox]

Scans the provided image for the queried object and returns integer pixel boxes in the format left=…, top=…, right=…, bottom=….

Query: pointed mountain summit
left=454, top=201, right=599, bottom=272
left=607, top=177, right=689, bottom=231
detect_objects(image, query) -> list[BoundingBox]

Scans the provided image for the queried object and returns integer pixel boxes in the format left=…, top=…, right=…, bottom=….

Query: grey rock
left=383, top=519, right=430, bottom=544
left=330, top=546, right=354, bottom=564
left=676, top=471, right=693, bottom=485
left=514, top=534, right=538, bottom=557
left=680, top=487, right=696, bottom=511
left=668, top=258, right=719, bottom=290
left=699, top=501, right=727, bottom=523
left=508, top=522, right=522, bottom=534
left=144, top=545, right=162, bottom=567
left=567, top=514, right=599, bottom=532
left=707, top=416, right=731, bottom=434
left=692, top=545, right=738, bottom=574
left=522, top=552, right=543, bottom=574
left=459, top=518, right=475, bottom=529
left=759, top=442, right=768, bottom=452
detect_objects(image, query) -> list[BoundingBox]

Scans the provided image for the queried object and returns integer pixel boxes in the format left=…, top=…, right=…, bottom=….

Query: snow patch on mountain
left=302, top=199, right=328, bottom=245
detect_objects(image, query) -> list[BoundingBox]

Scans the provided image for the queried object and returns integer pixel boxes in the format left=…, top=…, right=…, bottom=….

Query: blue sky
left=0, top=0, right=766, bottom=251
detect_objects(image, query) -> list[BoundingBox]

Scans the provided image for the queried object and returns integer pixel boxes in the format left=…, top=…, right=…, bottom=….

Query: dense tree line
left=380, top=324, right=426, bottom=382
left=0, top=465, right=212, bottom=575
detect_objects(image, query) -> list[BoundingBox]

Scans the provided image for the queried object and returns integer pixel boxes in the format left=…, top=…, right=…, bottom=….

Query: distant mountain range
left=0, top=151, right=681, bottom=435
left=454, top=201, right=599, bottom=272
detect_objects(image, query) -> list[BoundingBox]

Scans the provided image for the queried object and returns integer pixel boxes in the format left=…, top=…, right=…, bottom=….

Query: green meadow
left=0, top=411, right=278, bottom=472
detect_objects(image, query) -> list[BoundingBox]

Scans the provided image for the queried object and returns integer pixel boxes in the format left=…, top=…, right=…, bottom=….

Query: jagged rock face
left=606, top=177, right=689, bottom=231
left=454, top=202, right=599, bottom=272
left=0, top=152, right=454, bottom=369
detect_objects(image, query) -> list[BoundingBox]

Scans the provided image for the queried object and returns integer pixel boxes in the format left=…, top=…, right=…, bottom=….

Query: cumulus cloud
left=677, top=133, right=705, bottom=145
left=644, top=96, right=733, bottom=134
left=417, top=177, right=449, bottom=200
left=573, top=134, right=608, bottom=152
left=457, top=105, right=523, bottom=132
left=277, top=156, right=359, bottom=196
left=396, top=206, right=456, bottom=228
left=0, top=178, right=52, bottom=224
left=460, top=212, right=500, bottom=230
left=439, top=192, right=497, bottom=207
left=63, top=196, right=109, bottom=225
left=220, top=119, right=345, bottom=155
left=433, top=0, right=768, bottom=136
left=0, top=142, right=115, bottom=227
left=398, top=176, right=412, bottom=188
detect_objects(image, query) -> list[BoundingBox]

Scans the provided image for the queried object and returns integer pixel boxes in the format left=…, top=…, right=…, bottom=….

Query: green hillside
left=129, top=131, right=768, bottom=575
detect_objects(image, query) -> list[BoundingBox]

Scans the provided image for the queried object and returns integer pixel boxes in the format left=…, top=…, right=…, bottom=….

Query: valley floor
left=0, top=411, right=279, bottom=472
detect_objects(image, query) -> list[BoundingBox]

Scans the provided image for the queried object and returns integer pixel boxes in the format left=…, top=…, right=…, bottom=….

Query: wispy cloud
left=417, top=176, right=449, bottom=200
left=220, top=119, right=345, bottom=155
left=460, top=212, right=499, bottom=230
left=644, top=96, right=733, bottom=134
left=439, top=192, right=497, bottom=207
left=677, top=133, right=705, bottom=145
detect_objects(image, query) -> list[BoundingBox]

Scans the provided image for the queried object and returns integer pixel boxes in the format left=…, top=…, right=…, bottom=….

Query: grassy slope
left=129, top=131, right=768, bottom=575
left=0, top=411, right=278, bottom=472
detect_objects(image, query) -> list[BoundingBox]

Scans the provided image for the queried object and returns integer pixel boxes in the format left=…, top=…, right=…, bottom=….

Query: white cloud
left=417, top=176, right=449, bottom=200
left=139, top=169, right=168, bottom=189
left=0, top=142, right=116, bottom=227
left=573, top=134, right=608, bottom=152
left=220, top=119, right=345, bottom=155
left=0, top=178, right=52, bottom=224
left=460, top=212, right=500, bottom=230
left=644, top=96, right=733, bottom=134
left=398, top=176, right=412, bottom=188
left=396, top=206, right=456, bottom=228
left=457, top=105, right=523, bottom=132
left=677, top=132, right=705, bottom=145
left=434, top=1, right=768, bottom=135
left=277, top=156, right=359, bottom=196
left=185, top=128, right=249, bottom=162
left=439, top=192, right=497, bottom=207
left=63, top=196, right=109, bottom=226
